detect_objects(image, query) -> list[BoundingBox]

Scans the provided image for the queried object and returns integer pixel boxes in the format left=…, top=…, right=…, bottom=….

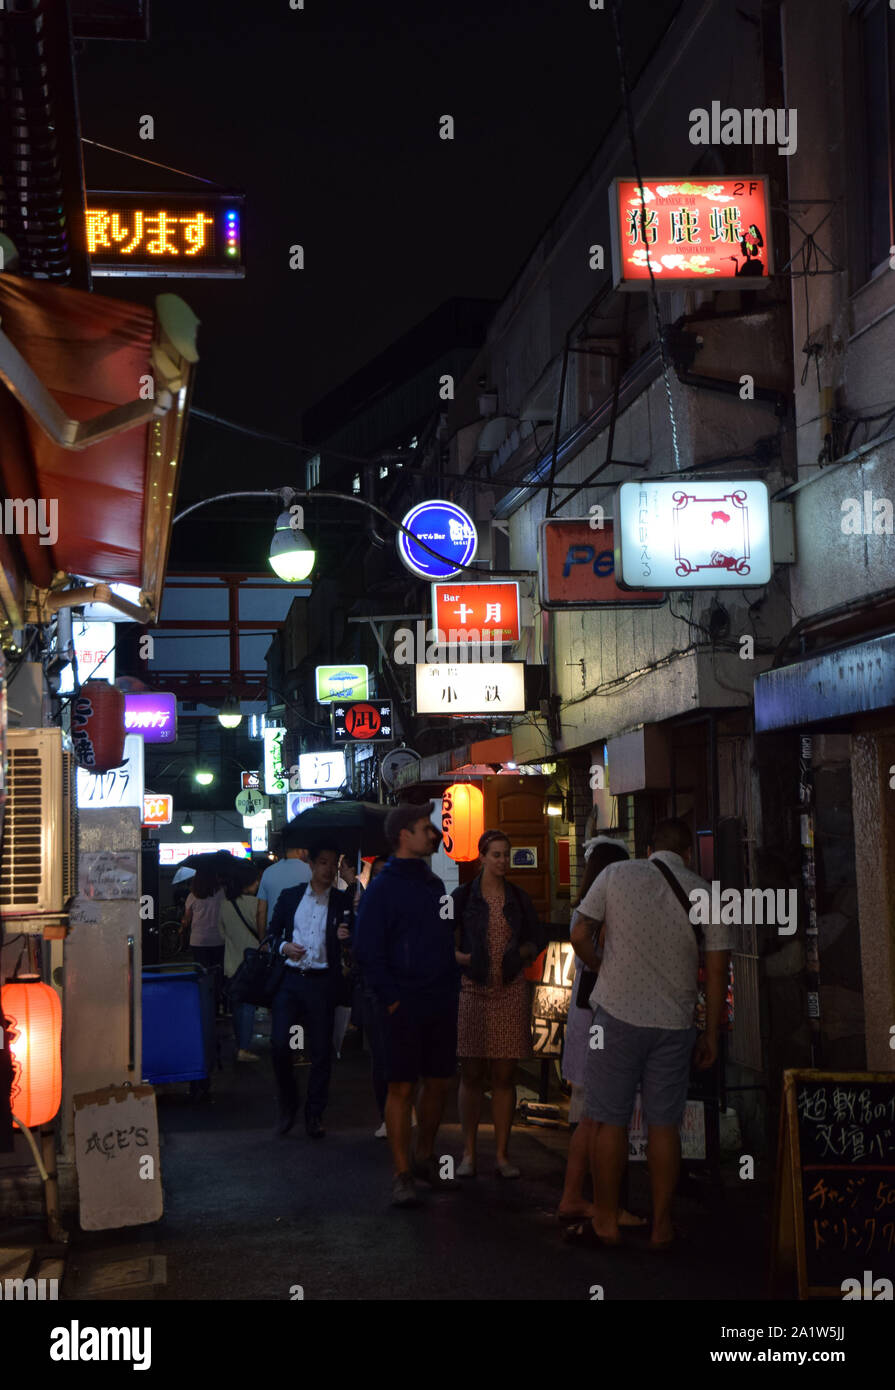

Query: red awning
left=0, top=273, right=197, bottom=624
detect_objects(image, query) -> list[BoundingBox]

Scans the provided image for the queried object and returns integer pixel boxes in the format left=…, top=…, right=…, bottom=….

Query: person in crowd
left=354, top=803, right=461, bottom=1207
left=560, top=836, right=644, bottom=1229
left=268, top=841, right=354, bottom=1139
left=569, top=818, right=731, bottom=1250
left=452, top=829, right=544, bottom=1179
left=183, top=870, right=226, bottom=1008
left=354, top=856, right=393, bottom=1136
left=220, top=869, right=262, bottom=1062
left=257, top=835, right=311, bottom=939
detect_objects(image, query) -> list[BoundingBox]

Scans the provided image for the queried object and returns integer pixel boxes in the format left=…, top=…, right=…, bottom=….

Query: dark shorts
left=383, top=994, right=458, bottom=1083
left=585, top=1005, right=697, bottom=1127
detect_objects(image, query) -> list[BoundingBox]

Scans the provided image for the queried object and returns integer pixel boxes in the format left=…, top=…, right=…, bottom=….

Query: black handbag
left=229, top=934, right=286, bottom=1006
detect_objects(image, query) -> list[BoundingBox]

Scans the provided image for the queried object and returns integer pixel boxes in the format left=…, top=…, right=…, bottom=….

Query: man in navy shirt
left=354, top=801, right=461, bottom=1207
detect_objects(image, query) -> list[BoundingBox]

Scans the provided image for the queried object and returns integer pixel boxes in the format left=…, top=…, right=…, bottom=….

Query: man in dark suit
left=269, top=840, right=353, bottom=1138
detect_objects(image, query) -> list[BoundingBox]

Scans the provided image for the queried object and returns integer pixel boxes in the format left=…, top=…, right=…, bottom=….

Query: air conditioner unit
left=1, top=727, right=77, bottom=920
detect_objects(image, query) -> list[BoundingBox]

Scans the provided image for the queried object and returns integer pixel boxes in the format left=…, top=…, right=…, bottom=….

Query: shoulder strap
left=651, top=858, right=702, bottom=945
left=231, top=898, right=259, bottom=939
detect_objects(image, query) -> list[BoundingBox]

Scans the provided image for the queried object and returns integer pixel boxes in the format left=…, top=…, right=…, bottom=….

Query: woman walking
left=452, top=829, right=544, bottom=1178
left=219, top=868, right=262, bottom=1062
left=183, top=870, right=226, bottom=1010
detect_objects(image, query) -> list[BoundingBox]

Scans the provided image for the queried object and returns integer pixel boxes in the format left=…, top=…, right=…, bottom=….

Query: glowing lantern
left=442, top=783, right=484, bottom=862
left=71, top=679, right=126, bottom=773
left=2, top=980, right=62, bottom=1128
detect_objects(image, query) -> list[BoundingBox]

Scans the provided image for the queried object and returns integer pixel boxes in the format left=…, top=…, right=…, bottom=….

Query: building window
left=852, top=1, right=895, bottom=285
left=305, top=454, right=321, bottom=490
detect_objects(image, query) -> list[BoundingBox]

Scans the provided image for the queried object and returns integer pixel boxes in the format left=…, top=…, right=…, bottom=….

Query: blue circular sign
left=397, top=500, right=478, bottom=579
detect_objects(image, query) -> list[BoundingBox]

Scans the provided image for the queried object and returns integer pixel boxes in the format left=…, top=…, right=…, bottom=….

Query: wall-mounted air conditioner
left=1, top=728, right=77, bottom=918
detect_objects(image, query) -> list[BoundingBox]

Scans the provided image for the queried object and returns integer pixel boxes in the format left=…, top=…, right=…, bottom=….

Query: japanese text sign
left=609, top=177, right=772, bottom=289
left=332, top=699, right=395, bottom=743
left=538, top=519, right=664, bottom=608
left=296, top=751, right=346, bottom=790
left=124, top=692, right=177, bottom=743
left=87, top=191, right=244, bottom=278
left=431, top=582, right=520, bottom=642
left=263, top=727, right=288, bottom=795
left=615, top=481, right=772, bottom=588
left=415, top=662, right=526, bottom=714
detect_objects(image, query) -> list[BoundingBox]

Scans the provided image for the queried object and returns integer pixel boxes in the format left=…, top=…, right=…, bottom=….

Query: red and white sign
left=142, top=793, right=173, bottom=826
left=241, top=771, right=261, bottom=790
left=609, top=177, right=772, bottom=289
left=158, top=841, right=251, bottom=867
left=538, top=519, right=664, bottom=609
left=431, top=581, right=520, bottom=643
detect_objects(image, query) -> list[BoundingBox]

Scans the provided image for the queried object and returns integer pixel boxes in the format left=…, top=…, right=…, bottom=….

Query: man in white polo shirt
left=570, top=818, right=730, bottom=1251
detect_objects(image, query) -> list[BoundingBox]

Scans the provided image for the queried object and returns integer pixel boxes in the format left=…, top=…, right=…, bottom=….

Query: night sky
left=76, top=0, right=682, bottom=438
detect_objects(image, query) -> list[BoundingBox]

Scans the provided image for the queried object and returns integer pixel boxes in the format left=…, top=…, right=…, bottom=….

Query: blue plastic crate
left=142, top=966, right=215, bottom=1084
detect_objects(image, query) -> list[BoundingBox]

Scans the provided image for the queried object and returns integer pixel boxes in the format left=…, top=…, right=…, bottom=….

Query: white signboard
left=76, top=733, right=145, bottom=809
left=415, top=662, right=526, bottom=714
left=616, top=480, right=772, bottom=588
left=297, top=750, right=346, bottom=790
left=263, top=726, right=288, bottom=795
left=157, top=841, right=251, bottom=867
left=73, top=1085, right=163, bottom=1231
left=59, top=619, right=116, bottom=694
left=287, top=792, right=324, bottom=821
left=250, top=820, right=268, bottom=851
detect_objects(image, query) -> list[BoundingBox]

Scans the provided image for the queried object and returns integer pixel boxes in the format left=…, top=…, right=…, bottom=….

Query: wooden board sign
left=771, top=1070, right=895, bottom=1299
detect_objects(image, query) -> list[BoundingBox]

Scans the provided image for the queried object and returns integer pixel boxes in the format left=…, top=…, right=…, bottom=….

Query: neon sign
left=609, top=177, right=772, bottom=289
left=87, top=191, right=244, bottom=278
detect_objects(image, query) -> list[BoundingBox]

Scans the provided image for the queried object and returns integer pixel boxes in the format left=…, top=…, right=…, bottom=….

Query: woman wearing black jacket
left=452, top=829, right=543, bottom=1179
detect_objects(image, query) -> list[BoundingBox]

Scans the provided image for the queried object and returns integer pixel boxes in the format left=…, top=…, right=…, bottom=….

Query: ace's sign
left=538, top=519, right=664, bottom=609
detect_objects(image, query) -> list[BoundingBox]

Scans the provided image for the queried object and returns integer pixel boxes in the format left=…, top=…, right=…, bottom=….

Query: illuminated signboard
left=297, top=751, right=346, bottom=791
left=76, top=733, right=145, bottom=809
left=332, top=700, right=394, bottom=744
left=397, top=501, right=477, bottom=580
left=87, top=190, right=244, bottom=278
left=241, top=771, right=261, bottom=790
left=538, top=519, right=664, bottom=609
left=615, top=481, right=772, bottom=589
left=287, top=792, right=325, bottom=822
left=431, top=582, right=520, bottom=643
left=142, top=794, right=173, bottom=827
left=59, top=620, right=115, bottom=694
left=124, top=692, right=177, bottom=743
left=415, top=662, right=526, bottom=715
left=315, top=665, right=370, bottom=704
left=263, top=727, right=288, bottom=795
left=158, top=841, right=251, bottom=867
left=609, top=177, right=772, bottom=290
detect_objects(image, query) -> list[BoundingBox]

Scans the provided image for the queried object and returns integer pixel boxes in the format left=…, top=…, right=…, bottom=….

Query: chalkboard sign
left=772, top=1070, right=895, bottom=1298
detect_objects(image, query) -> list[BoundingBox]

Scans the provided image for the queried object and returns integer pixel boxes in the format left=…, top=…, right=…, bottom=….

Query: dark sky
left=76, top=0, right=682, bottom=453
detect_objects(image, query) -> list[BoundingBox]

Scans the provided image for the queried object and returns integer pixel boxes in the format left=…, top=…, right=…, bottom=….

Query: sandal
left=562, top=1221, right=622, bottom=1250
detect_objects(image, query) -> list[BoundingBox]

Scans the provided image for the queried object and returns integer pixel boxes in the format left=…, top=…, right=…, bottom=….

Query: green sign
left=315, top=665, right=370, bottom=704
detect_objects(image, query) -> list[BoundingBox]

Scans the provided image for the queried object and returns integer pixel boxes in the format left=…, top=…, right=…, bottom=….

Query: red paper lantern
left=2, top=980, right=62, bottom=1128
left=442, top=783, right=484, bottom=862
left=71, top=679, right=126, bottom=773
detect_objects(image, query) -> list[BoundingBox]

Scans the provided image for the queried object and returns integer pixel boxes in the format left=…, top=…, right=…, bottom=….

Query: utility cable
left=81, top=138, right=225, bottom=188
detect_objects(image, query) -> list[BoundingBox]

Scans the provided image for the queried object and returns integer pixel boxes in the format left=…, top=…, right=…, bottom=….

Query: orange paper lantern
left=2, top=980, right=62, bottom=1128
left=442, top=783, right=484, bottom=862
left=71, top=679, right=126, bottom=773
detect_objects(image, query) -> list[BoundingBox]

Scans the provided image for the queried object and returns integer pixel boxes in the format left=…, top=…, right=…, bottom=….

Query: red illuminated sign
left=538, top=519, right=665, bottom=609
left=609, top=178, right=772, bottom=289
left=431, top=582, right=520, bottom=643
left=142, top=793, right=173, bottom=826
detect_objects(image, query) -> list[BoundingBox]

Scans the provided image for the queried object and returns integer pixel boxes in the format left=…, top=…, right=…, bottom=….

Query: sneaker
left=413, top=1155, right=460, bottom=1190
left=374, top=1121, right=388, bottom=1138
left=392, top=1172, right=421, bottom=1207
left=236, top=1049, right=260, bottom=1062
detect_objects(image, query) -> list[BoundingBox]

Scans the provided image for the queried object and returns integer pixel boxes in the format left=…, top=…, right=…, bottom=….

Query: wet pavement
left=67, top=1015, right=773, bottom=1301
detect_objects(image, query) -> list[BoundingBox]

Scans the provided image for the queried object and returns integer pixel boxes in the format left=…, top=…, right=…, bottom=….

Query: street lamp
left=218, top=693, right=243, bottom=729
left=181, top=813, right=195, bottom=835
left=268, top=502, right=315, bottom=582
left=194, top=770, right=214, bottom=786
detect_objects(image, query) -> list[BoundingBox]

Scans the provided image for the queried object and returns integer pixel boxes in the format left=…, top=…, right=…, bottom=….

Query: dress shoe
left=305, top=1115, right=326, bottom=1139
left=275, top=1104, right=297, bottom=1137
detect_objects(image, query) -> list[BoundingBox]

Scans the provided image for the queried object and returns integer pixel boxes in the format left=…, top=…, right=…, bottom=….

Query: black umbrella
left=283, top=800, right=391, bottom=860
left=179, top=850, right=258, bottom=891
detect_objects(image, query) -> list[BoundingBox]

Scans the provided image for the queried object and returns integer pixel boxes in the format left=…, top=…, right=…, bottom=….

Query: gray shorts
left=585, top=1005, right=697, bottom=1127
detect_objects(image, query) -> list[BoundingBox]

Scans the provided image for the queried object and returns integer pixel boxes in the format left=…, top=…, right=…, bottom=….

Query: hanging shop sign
left=263, top=727, right=288, bottom=795
left=71, top=680, right=126, bottom=774
left=234, top=789, right=270, bottom=818
left=441, top=783, right=484, bottom=862
left=315, top=665, right=370, bottom=704
left=609, top=176, right=772, bottom=290
left=332, top=699, right=394, bottom=744
left=240, top=771, right=261, bottom=790
left=142, top=793, right=173, bottom=827
left=296, top=751, right=346, bottom=791
left=59, top=619, right=116, bottom=694
left=86, top=191, right=244, bottom=278
left=379, top=747, right=421, bottom=789
left=286, top=792, right=325, bottom=822
left=397, top=500, right=477, bottom=580
left=415, top=662, right=526, bottom=714
left=538, top=519, right=665, bottom=609
left=76, top=733, right=145, bottom=810
left=158, top=841, right=251, bottom=866
left=124, top=691, right=177, bottom=743
left=431, top=581, right=520, bottom=642
left=615, top=480, right=772, bottom=589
